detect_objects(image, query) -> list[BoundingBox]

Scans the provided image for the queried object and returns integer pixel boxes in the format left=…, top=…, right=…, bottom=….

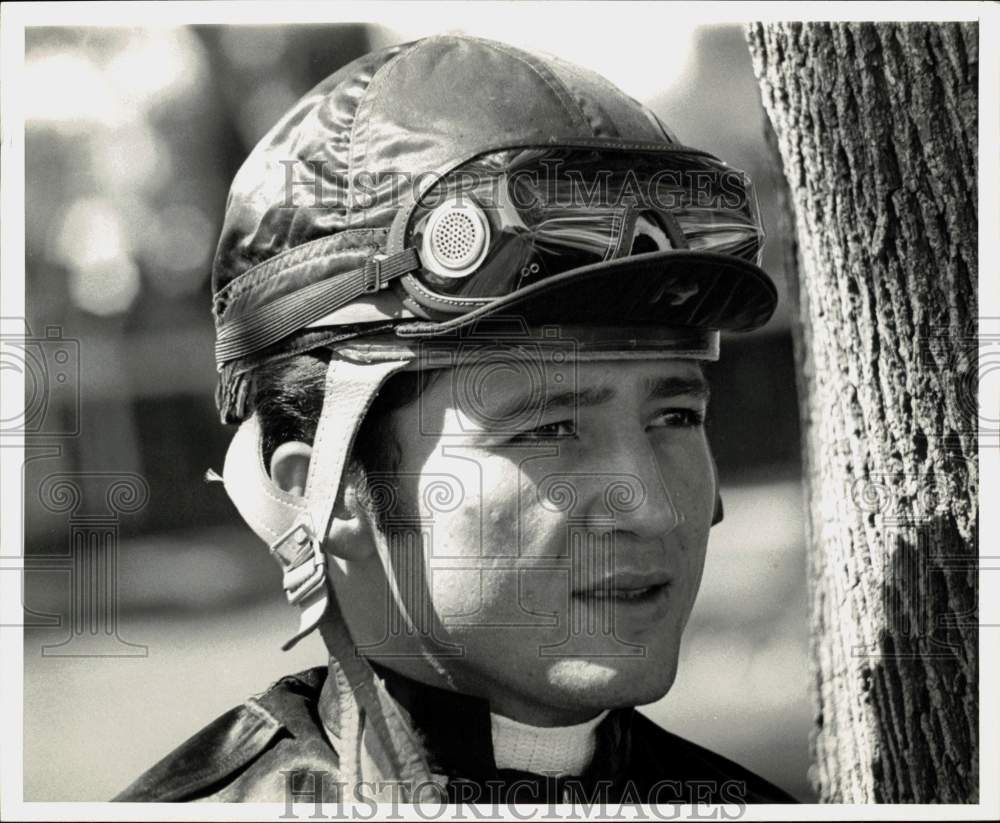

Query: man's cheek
left=520, top=568, right=574, bottom=618
left=482, top=500, right=522, bottom=555
left=431, top=569, right=485, bottom=621
left=476, top=479, right=550, bottom=559
left=432, top=567, right=536, bottom=629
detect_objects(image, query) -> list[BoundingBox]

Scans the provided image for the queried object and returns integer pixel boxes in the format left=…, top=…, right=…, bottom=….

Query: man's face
left=359, top=355, right=716, bottom=724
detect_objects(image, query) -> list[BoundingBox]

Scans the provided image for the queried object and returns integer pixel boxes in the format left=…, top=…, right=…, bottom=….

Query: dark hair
left=247, top=350, right=439, bottom=524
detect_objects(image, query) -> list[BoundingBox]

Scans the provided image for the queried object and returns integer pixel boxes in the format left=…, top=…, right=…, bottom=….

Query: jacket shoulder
left=629, top=712, right=798, bottom=803
left=114, top=667, right=337, bottom=802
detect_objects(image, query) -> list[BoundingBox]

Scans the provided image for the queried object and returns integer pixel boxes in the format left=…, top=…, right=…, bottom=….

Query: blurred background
left=20, top=13, right=813, bottom=802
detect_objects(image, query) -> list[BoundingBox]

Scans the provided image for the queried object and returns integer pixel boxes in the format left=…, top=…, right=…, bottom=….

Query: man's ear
left=270, top=441, right=312, bottom=497
left=269, top=441, right=376, bottom=560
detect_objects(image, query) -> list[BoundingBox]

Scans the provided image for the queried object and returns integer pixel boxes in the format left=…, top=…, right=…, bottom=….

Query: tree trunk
left=745, top=23, right=978, bottom=803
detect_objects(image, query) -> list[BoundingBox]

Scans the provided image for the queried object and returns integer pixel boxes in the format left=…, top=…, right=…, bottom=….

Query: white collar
left=490, top=710, right=610, bottom=777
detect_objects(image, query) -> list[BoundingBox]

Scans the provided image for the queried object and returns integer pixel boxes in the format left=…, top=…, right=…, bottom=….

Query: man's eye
left=509, top=420, right=577, bottom=443
left=650, top=408, right=705, bottom=429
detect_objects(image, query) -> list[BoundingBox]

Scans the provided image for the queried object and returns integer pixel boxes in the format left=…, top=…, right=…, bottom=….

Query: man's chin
left=543, top=652, right=680, bottom=710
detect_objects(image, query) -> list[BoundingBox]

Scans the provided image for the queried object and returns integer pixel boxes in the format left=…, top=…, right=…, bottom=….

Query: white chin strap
left=223, top=354, right=442, bottom=789
left=222, top=356, right=412, bottom=650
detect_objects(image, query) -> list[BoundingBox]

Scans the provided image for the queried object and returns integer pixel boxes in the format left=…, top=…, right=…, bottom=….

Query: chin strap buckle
left=270, top=516, right=327, bottom=606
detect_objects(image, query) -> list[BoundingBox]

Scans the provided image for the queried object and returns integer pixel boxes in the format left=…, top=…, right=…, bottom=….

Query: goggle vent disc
left=421, top=198, right=491, bottom=278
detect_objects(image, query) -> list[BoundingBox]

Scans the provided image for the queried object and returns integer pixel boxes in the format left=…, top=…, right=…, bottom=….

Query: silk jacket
left=115, top=661, right=796, bottom=805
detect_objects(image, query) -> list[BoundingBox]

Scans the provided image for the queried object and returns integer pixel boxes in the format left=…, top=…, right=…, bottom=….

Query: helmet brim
left=393, top=250, right=778, bottom=337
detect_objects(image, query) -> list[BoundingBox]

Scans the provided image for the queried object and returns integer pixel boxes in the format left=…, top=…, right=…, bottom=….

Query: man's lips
left=572, top=572, right=673, bottom=599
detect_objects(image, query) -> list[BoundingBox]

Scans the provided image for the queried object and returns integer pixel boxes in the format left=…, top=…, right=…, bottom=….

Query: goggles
left=395, top=147, right=764, bottom=314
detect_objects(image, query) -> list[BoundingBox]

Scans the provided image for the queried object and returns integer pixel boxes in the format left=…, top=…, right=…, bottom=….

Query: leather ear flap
left=709, top=451, right=723, bottom=526
left=711, top=488, right=724, bottom=526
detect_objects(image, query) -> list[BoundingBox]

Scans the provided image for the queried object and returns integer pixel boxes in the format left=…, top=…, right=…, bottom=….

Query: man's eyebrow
left=539, top=386, right=617, bottom=415
left=643, top=374, right=711, bottom=402
left=486, top=385, right=616, bottom=423
left=481, top=373, right=709, bottom=424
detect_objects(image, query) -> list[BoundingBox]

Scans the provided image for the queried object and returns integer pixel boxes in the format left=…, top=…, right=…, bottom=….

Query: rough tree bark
left=745, top=23, right=978, bottom=803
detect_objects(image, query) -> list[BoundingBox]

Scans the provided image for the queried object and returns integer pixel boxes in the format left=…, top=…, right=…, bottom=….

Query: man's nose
left=579, top=430, right=684, bottom=539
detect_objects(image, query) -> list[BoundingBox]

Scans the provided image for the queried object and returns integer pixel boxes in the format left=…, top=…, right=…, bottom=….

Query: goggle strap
left=657, top=210, right=691, bottom=251
left=215, top=248, right=420, bottom=366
